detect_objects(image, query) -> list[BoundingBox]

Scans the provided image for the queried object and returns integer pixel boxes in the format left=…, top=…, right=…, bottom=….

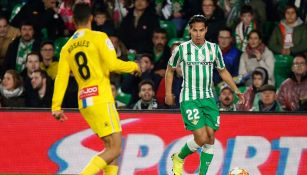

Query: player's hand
left=52, top=110, right=68, bottom=122
left=133, top=62, right=142, bottom=77
left=236, top=92, right=245, bottom=105
left=165, top=94, right=175, bottom=106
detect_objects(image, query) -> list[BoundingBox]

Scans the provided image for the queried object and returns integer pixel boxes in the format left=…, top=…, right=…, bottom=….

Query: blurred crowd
left=0, top=0, right=306, bottom=111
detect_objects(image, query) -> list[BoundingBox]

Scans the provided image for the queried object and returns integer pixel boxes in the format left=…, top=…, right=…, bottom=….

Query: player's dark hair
left=188, top=15, right=207, bottom=28
left=240, top=5, right=254, bottom=15
left=73, top=2, right=92, bottom=26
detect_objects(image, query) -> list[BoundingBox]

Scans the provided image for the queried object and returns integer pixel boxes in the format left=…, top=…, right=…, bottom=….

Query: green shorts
left=180, top=98, right=220, bottom=131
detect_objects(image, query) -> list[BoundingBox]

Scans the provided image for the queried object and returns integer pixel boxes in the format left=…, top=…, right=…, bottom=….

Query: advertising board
left=0, top=111, right=306, bottom=175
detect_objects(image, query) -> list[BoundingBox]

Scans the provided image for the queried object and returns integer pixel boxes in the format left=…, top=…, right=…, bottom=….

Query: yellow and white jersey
left=52, top=28, right=139, bottom=111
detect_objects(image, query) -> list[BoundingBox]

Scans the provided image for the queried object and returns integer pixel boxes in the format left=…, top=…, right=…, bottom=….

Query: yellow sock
left=104, top=165, right=119, bottom=175
left=80, top=156, right=107, bottom=175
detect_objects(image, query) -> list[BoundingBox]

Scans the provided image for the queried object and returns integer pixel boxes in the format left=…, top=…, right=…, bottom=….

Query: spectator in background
left=151, top=28, right=171, bottom=78
left=235, top=5, right=257, bottom=52
left=0, top=69, right=25, bottom=107
left=155, top=41, right=182, bottom=108
left=268, top=4, right=307, bottom=56
left=156, top=64, right=183, bottom=108
left=220, top=0, right=266, bottom=27
left=20, top=52, right=40, bottom=107
left=296, top=0, right=307, bottom=23
left=11, top=0, right=66, bottom=40
left=237, top=67, right=268, bottom=111
left=30, top=69, right=53, bottom=108
left=3, top=21, right=40, bottom=73
left=109, top=33, right=129, bottom=60
left=112, top=0, right=131, bottom=28
left=62, top=73, right=78, bottom=108
left=118, top=0, right=159, bottom=53
left=218, top=85, right=236, bottom=111
left=121, top=53, right=161, bottom=105
left=109, top=33, right=129, bottom=86
left=214, top=27, right=241, bottom=85
left=239, top=30, right=275, bottom=85
left=92, top=9, right=115, bottom=36
left=39, top=41, right=58, bottom=80
left=91, top=0, right=130, bottom=28
left=299, top=98, right=307, bottom=111
left=155, top=0, right=188, bottom=33
left=201, top=0, right=226, bottom=43
left=133, top=79, right=158, bottom=110
left=138, top=53, right=162, bottom=88
left=219, top=0, right=241, bottom=28
left=252, top=84, right=282, bottom=112
left=111, top=81, right=126, bottom=109
left=0, top=16, right=20, bottom=71
left=58, top=0, right=75, bottom=35
left=277, top=55, right=307, bottom=111
left=184, top=0, right=202, bottom=19
left=248, top=0, right=267, bottom=26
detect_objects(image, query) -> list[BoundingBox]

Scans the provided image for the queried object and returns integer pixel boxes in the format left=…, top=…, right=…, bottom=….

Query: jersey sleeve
left=214, top=44, right=226, bottom=70
left=98, top=33, right=139, bottom=73
left=51, top=48, right=70, bottom=112
left=168, top=45, right=181, bottom=68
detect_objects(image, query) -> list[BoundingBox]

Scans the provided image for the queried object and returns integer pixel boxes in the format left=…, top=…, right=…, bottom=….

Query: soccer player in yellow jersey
left=51, top=3, right=141, bottom=175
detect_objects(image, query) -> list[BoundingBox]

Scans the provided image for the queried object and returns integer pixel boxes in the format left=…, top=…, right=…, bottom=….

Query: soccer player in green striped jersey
left=165, top=15, right=245, bottom=175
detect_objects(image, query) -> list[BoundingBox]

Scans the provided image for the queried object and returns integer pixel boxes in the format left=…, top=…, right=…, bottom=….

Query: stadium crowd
left=0, top=0, right=306, bottom=111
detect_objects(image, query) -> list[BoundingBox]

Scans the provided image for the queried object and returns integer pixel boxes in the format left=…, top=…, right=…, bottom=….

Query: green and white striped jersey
left=168, top=40, right=225, bottom=102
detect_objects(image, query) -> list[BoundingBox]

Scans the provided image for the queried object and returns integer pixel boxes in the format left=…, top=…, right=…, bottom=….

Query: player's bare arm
left=165, top=65, right=175, bottom=105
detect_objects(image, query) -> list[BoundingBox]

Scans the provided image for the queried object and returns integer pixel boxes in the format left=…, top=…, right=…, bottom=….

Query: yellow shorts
left=80, top=102, right=122, bottom=137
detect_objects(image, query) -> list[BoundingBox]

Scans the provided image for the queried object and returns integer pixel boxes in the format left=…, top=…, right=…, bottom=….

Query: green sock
left=200, top=152, right=213, bottom=175
left=199, top=144, right=214, bottom=175
left=178, top=143, right=194, bottom=159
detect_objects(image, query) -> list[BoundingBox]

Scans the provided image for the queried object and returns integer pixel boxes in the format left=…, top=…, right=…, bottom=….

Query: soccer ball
left=228, top=167, right=249, bottom=175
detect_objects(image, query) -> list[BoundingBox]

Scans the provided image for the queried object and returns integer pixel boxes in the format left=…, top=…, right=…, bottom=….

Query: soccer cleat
left=171, top=153, right=184, bottom=175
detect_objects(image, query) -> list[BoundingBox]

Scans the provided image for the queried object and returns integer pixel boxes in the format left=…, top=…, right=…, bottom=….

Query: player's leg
left=104, top=159, right=119, bottom=175
left=199, top=126, right=215, bottom=175
left=172, top=130, right=204, bottom=175
left=102, top=104, right=121, bottom=175
left=80, top=103, right=122, bottom=175
left=172, top=100, right=206, bottom=175
left=100, top=133, right=121, bottom=174
left=80, top=132, right=122, bottom=175
left=100, top=132, right=122, bottom=163
left=199, top=98, right=220, bottom=175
